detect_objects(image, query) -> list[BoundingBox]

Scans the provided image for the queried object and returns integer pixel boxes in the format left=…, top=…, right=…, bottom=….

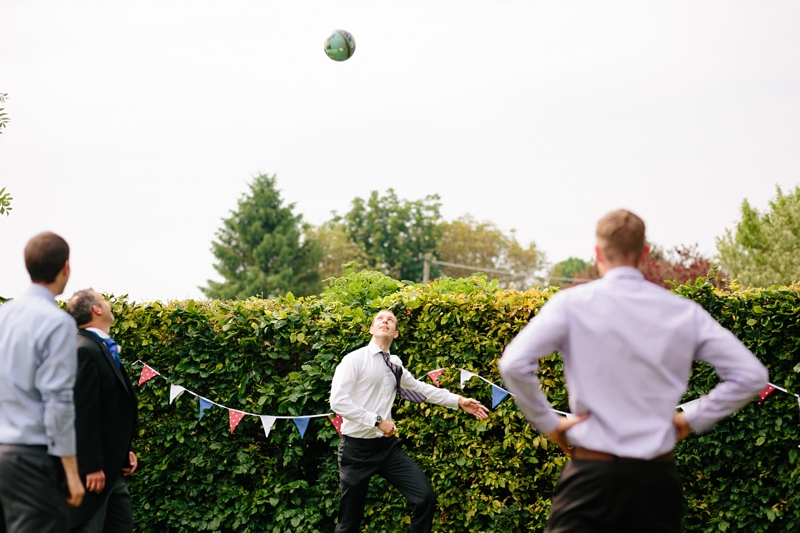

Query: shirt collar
left=367, top=341, right=389, bottom=355
left=84, top=327, right=110, bottom=340
left=603, top=266, right=644, bottom=281
left=26, top=283, right=57, bottom=302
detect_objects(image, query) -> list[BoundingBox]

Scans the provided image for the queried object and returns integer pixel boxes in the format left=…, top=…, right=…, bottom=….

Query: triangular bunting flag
left=492, top=384, right=510, bottom=408
left=138, top=365, right=159, bottom=386
left=169, top=385, right=186, bottom=404
left=329, top=414, right=343, bottom=436
left=459, top=369, right=477, bottom=389
left=428, top=369, right=444, bottom=387
left=758, top=384, right=776, bottom=406
left=199, top=398, right=213, bottom=420
left=260, top=416, right=277, bottom=439
left=229, top=409, right=246, bottom=433
left=293, top=417, right=310, bottom=439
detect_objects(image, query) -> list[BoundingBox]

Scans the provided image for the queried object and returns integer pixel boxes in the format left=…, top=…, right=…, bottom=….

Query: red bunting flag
left=428, top=369, right=444, bottom=387
left=138, top=365, right=159, bottom=386
left=329, top=414, right=343, bottom=435
left=758, top=384, right=776, bottom=406
left=229, top=409, right=246, bottom=433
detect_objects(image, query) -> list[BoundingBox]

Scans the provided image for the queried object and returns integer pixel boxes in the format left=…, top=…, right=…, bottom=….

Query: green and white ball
left=324, top=30, right=356, bottom=61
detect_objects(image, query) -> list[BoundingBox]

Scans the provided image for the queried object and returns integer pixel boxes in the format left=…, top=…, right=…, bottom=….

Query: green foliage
left=716, top=186, right=800, bottom=287
left=0, top=93, right=9, bottom=138
left=201, top=173, right=322, bottom=299
left=337, top=189, right=442, bottom=282
left=548, top=257, right=590, bottom=286
left=0, top=187, right=11, bottom=217
left=436, top=215, right=546, bottom=289
left=103, top=272, right=797, bottom=532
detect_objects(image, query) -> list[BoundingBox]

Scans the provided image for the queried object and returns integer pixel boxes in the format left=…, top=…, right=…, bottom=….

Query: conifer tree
left=202, top=174, right=321, bottom=299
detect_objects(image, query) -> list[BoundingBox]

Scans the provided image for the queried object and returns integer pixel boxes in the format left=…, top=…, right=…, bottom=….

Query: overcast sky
left=1, top=1, right=798, bottom=302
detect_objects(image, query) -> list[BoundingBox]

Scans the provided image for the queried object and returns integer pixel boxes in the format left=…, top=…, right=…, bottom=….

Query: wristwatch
left=375, top=415, right=382, bottom=427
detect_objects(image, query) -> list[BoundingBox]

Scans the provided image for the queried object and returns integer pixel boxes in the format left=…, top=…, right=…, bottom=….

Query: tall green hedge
left=93, top=270, right=799, bottom=532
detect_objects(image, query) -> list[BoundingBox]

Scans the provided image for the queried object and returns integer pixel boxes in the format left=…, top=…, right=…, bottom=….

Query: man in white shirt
left=330, top=309, right=489, bottom=533
left=499, top=210, right=768, bottom=533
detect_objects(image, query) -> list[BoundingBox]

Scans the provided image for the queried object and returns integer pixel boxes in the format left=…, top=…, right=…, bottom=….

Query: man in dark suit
left=66, top=290, right=138, bottom=533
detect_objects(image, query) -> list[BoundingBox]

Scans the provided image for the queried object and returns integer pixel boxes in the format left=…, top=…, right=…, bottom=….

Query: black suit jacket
left=69, top=329, right=138, bottom=527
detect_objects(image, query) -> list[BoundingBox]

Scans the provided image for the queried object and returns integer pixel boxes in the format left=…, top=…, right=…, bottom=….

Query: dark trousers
left=0, top=444, right=69, bottom=533
left=547, top=458, right=683, bottom=533
left=335, top=436, right=436, bottom=533
left=69, top=477, right=133, bottom=533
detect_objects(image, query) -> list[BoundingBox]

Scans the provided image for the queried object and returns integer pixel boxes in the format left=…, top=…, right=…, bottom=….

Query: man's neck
left=32, top=281, right=62, bottom=297
left=372, top=338, right=393, bottom=352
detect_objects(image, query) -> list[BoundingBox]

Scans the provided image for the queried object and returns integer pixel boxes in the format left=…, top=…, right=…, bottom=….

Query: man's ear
left=640, top=245, right=651, bottom=264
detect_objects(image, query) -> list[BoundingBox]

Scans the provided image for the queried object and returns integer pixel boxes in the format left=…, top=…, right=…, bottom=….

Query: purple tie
left=381, top=351, right=426, bottom=403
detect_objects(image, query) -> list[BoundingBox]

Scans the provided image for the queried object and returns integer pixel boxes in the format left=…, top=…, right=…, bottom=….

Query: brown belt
left=572, top=447, right=674, bottom=462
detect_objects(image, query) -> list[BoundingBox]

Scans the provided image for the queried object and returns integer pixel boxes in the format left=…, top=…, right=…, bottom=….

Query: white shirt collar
left=603, top=266, right=644, bottom=281
left=367, top=340, right=389, bottom=355
left=84, top=327, right=110, bottom=340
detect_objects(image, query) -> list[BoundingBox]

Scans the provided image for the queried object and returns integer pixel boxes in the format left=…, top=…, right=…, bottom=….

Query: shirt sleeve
left=34, top=315, right=77, bottom=456
left=330, top=354, right=379, bottom=428
left=498, top=294, right=568, bottom=435
left=398, top=364, right=460, bottom=409
left=683, top=307, right=769, bottom=433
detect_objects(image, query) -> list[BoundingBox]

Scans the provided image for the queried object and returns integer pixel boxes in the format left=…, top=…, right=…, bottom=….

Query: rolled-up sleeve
left=35, top=316, right=77, bottom=456
left=499, top=295, right=568, bottom=435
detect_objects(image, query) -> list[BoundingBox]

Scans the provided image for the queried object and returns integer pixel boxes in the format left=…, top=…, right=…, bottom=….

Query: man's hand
left=458, top=397, right=490, bottom=420
left=60, top=455, right=86, bottom=508
left=123, top=451, right=138, bottom=476
left=545, top=413, right=590, bottom=455
left=85, top=470, right=106, bottom=493
left=378, top=419, right=396, bottom=437
left=673, top=413, right=692, bottom=441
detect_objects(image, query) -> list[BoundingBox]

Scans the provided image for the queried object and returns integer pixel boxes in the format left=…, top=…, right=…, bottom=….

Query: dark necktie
left=102, top=337, right=123, bottom=367
left=380, top=351, right=426, bottom=403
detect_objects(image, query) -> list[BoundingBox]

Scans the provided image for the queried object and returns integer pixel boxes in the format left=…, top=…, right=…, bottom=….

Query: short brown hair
left=596, top=210, right=646, bottom=264
left=67, top=289, right=99, bottom=327
left=24, top=232, right=70, bottom=283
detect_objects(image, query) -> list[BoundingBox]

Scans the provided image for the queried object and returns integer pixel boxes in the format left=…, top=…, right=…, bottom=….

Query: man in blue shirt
left=0, top=232, right=85, bottom=533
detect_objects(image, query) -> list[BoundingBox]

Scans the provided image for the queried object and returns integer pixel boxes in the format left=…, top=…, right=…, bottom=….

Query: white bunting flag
left=169, top=385, right=186, bottom=404
left=679, top=399, right=701, bottom=417
left=260, top=416, right=277, bottom=439
left=460, top=369, right=477, bottom=389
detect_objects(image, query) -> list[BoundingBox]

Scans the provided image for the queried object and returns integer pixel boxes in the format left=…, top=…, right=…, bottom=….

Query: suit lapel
left=80, top=330, right=135, bottom=400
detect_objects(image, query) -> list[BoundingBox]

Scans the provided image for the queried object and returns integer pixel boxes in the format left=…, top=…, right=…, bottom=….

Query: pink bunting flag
left=229, top=409, right=246, bottom=433
left=329, top=414, right=343, bottom=435
left=758, top=384, right=776, bottom=406
left=138, top=365, right=159, bottom=386
left=428, top=369, right=444, bottom=387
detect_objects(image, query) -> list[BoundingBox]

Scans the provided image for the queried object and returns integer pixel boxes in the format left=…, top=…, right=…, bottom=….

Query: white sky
left=1, top=1, right=799, bottom=302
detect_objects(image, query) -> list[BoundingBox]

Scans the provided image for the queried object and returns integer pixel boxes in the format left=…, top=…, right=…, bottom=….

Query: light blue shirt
left=499, top=266, right=769, bottom=459
left=0, top=284, right=78, bottom=456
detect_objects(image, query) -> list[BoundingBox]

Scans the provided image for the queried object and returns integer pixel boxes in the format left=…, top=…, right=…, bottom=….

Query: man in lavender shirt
left=499, top=210, right=768, bottom=533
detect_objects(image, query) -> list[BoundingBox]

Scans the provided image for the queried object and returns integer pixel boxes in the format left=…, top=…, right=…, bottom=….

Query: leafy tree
left=1, top=94, right=11, bottom=216
left=0, top=187, right=11, bottom=217
left=305, top=222, right=371, bottom=280
left=201, top=173, right=322, bottom=299
left=0, top=93, right=9, bottom=137
left=548, top=257, right=591, bottom=287
left=556, top=245, right=725, bottom=289
left=435, top=214, right=545, bottom=288
left=716, top=186, right=800, bottom=287
left=338, top=189, right=442, bottom=282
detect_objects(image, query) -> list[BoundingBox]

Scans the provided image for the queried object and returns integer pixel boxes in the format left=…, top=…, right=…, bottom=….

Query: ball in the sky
left=324, top=30, right=356, bottom=62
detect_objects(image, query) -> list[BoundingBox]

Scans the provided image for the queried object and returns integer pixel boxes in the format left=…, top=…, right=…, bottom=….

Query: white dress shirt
left=331, top=341, right=460, bottom=438
left=0, top=284, right=78, bottom=456
left=499, top=267, right=768, bottom=459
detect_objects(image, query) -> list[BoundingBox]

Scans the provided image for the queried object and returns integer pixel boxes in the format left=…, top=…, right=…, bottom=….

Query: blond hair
left=596, top=210, right=646, bottom=264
